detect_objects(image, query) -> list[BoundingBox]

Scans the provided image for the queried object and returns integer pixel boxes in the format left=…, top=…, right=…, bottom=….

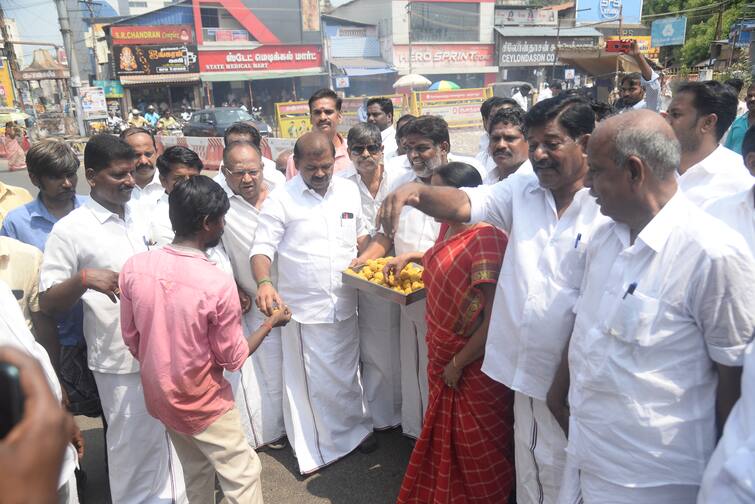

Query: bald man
left=250, top=132, right=373, bottom=474
left=551, top=110, right=755, bottom=503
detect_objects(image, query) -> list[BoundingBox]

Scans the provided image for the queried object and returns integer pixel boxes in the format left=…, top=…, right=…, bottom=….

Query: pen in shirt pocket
left=622, top=282, right=637, bottom=299
left=341, top=212, right=354, bottom=227
left=574, top=233, right=582, bottom=249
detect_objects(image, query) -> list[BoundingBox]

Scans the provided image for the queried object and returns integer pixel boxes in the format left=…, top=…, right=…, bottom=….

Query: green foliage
left=643, top=0, right=748, bottom=67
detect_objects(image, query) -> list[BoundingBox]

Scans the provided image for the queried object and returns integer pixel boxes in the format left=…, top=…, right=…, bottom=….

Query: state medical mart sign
left=199, top=45, right=322, bottom=73
left=499, top=37, right=598, bottom=67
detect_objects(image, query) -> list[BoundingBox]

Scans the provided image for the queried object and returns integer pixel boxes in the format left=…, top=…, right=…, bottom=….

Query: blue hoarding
left=651, top=16, right=687, bottom=47
left=576, top=0, right=644, bottom=25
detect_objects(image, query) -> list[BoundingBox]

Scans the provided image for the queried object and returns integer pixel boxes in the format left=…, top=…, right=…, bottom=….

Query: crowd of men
left=1, top=61, right=755, bottom=504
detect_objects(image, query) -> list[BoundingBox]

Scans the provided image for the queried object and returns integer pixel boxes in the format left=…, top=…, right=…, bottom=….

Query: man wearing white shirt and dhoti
left=340, top=123, right=402, bottom=430
left=665, top=80, right=754, bottom=207
left=39, top=135, right=186, bottom=504
left=251, top=132, right=373, bottom=474
left=550, top=110, right=755, bottom=503
left=475, top=96, right=520, bottom=172
left=366, top=97, right=398, bottom=161
left=616, top=42, right=662, bottom=113
left=219, top=140, right=287, bottom=450
left=222, top=122, right=286, bottom=188
left=360, top=115, right=485, bottom=439
left=378, top=96, right=607, bottom=503
left=699, top=125, right=755, bottom=504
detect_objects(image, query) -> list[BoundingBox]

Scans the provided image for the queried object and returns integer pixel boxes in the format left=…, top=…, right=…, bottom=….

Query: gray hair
left=347, top=122, right=382, bottom=149
left=613, top=126, right=680, bottom=180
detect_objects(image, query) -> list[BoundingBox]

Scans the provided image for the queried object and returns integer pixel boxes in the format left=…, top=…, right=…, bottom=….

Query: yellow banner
left=0, top=59, right=16, bottom=108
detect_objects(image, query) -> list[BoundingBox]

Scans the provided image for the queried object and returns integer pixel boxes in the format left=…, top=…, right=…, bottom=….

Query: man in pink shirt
left=120, top=175, right=290, bottom=504
left=285, top=88, right=351, bottom=179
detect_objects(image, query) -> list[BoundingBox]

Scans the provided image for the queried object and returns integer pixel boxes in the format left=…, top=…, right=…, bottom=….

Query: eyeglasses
left=349, top=144, right=381, bottom=155
left=224, top=167, right=260, bottom=178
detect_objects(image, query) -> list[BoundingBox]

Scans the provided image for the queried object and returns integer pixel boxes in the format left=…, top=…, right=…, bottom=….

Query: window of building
left=410, top=2, right=479, bottom=42
left=200, top=7, right=220, bottom=28
left=129, top=1, right=148, bottom=7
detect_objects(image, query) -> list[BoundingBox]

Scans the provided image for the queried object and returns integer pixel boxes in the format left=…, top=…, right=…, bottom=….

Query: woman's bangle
left=81, top=269, right=88, bottom=289
left=452, top=355, right=460, bottom=370
left=257, top=278, right=273, bottom=288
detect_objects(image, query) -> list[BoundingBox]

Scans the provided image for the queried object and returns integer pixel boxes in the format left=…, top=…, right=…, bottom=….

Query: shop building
left=328, top=0, right=498, bottom=88
left=193, top=0, right=326, bottom=117
left=107, top=2, right=202, bottom=113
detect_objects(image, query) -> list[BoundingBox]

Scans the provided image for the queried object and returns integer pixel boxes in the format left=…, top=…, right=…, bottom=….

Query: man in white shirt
left=251, top=132, right=373, bottom=474
left=39, top=134, right=186, bottom=504
left=512, top=84, right=532, bottom=111
left=481, top=107, right=533, bottom=184
left=218, top=141, right=287, bottom=450
left=698, top=124, right=755, bottom=504
left=616, top=42, right=662, bottom=113
left=359, top=115, right=483, bottom=439
left=340, top=123, right=402, bottom=431
left=0, top=281, right=80, bottom=503
left=553, top=109, right=755, bottom=503
left=476, top=96, right=520, bottom=172
left=366, top=97, right=398, bottom=161
left=665, top=80, right=754, bottom=207
left=222, top=122, right=286, bottom=188
left=378, top=95, right=607, bottom=504
left=119, top=127, right=163, bottom=207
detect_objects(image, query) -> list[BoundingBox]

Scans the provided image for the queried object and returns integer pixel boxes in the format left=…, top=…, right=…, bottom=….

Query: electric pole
left=54, top=0, right=86, bottom=136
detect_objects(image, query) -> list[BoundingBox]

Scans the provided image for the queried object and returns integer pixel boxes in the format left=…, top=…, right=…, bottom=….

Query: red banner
left=199, top=45, right=322, bottom=73
left=111, top=25, right=194, bottom=45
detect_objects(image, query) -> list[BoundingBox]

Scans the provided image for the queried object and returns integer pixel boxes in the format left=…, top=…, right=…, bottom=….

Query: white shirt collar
left=85, top=197, right=130, bottom=225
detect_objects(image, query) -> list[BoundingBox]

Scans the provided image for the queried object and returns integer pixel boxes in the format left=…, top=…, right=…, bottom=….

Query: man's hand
left=377, top=183, right=423, bottom=239
left=256, top=283, right=284, bottom=317
left=71, top=423, right=85, bottom=459
left=267, top=305, right=292, bottom=328
left=0, top=346, right=75, bottom=503
left=81, top=269, right=120, bottom=303
left=624, top=40, right=642, bottom=59
left=237, top=286, right=252, bottom=314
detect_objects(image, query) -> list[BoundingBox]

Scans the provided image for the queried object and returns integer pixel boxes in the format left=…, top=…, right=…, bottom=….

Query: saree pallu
left=398, top=224, right=515, bottom=504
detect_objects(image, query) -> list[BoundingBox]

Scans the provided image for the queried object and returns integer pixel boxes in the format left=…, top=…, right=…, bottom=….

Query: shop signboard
left=199, top=46, right=323, bottom=73
left=111, top=25, right=194, bottom=45
left=92, top=79, right=124, bottom=98
left=0, top=59, right=15, bottom=108
left=651, top=16, right=687, bottom=47
left=499, top=37, right=598, bottom=67
left=392, top=44, right=495, bottom=69
left=414, top=88, right=491, bottom=129
left=495, top=8, right=557, bottom=26
left=576, top=0, right=643, bottom=25
left=605, top=36, right=659, bottom=58
left=114, top=45, right=198, bottom=76
left=80, top=86, right=108, bottom=120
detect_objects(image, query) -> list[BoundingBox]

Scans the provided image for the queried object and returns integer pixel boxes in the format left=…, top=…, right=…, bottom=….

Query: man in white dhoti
left=378, top=96, right=608, bottom=503
left=366, top=97, right=398, bottom=161
left=219, top=140, right=287, bottom=450
left=251, top=132, right=373, bottom=474
left=39, top=135, right=186, bottom=504
left=551, top=110, right=755, bottom=503
left=699, top=122, right=755, bottom=504
left=340, top=123, right=402, bottom=430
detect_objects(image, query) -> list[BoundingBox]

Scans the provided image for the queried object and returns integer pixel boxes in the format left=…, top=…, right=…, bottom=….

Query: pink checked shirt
left=120, top=245, right=248, bottom=435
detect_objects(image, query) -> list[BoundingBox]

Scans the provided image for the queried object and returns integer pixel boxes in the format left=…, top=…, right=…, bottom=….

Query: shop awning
left=557, top=48, right=640, bottom=78
left=330, top=57, right=396, bottom=77
left=494, top=26, right=604, bottom=38
left=119, top=73, right=200, bottom=85
left=200, top=68, right=326, bottom=82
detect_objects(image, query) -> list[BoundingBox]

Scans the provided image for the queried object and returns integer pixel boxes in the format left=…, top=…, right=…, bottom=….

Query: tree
left=643, top=0, right=747, bottom=67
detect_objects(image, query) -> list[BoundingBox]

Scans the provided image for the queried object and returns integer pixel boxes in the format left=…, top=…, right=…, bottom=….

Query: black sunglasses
left=349, top=144, right=381, bottom=155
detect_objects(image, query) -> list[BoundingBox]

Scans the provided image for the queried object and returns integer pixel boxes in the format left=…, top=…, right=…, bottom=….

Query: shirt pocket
left=557, top=242, right=587, bottom=290
left=339, top=213, right=357, bottom=247
left=604, top=291, right=661, bottom=347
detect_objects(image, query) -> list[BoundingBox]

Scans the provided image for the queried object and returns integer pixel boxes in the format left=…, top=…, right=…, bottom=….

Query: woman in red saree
left=391, top=162, right=515, bottom=503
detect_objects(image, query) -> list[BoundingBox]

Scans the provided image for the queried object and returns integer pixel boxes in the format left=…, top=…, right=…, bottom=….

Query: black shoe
left=266, top=437, right=287, bottom=450
left=357, top=435, right=378, bottom=454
